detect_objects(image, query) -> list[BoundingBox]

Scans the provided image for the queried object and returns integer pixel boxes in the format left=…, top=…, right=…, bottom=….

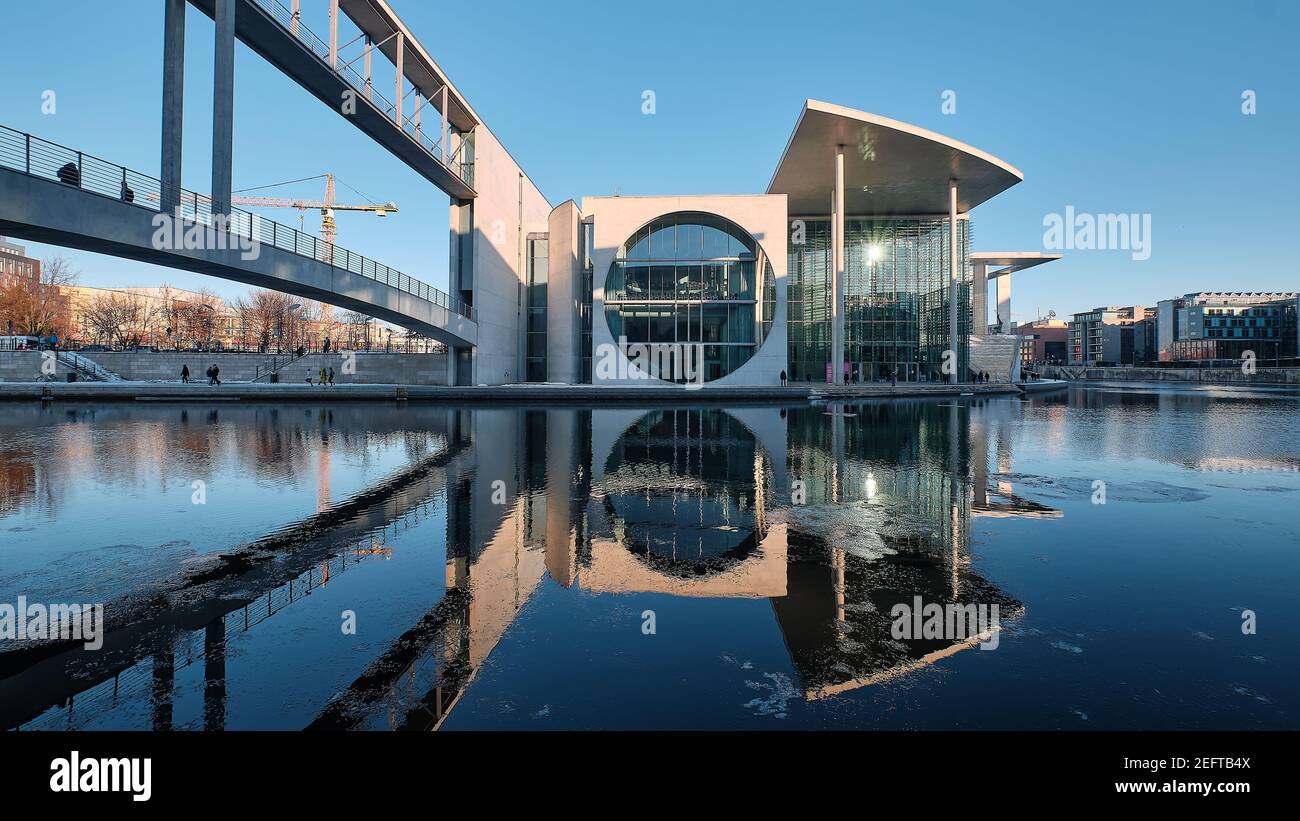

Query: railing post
left=77, top=151, right=83, bottom=188
left=24, top=134, right=30, bottom=174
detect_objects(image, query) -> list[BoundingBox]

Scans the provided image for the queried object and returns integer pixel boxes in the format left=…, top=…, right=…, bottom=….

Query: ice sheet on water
left=992, top=473, right=1212, bottom=503
left=770, top=501, right=950, bottom=561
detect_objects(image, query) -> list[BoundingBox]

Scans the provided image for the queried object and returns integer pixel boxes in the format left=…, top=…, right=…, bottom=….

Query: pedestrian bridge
left=0, top=125, right=477, bottom=349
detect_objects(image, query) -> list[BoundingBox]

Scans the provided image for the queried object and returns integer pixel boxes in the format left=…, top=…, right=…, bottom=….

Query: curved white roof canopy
left=768, top=100, right=1024, bottom=216
left=971, top=251, right=1062, bottom=278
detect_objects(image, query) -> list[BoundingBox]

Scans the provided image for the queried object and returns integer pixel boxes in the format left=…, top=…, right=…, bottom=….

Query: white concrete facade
left=449, top=126, right=550, bottom=385
left=582, top=194, right=789, bottom=387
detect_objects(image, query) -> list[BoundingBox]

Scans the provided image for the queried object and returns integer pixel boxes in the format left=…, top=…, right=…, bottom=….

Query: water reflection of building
left=398, top=403, right=1052, bottom=717
left=3, top=400, right=1060, bottom=730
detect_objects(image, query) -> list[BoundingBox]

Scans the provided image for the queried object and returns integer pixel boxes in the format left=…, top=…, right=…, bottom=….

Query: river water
left=1, top=383, right=1296, bottom=729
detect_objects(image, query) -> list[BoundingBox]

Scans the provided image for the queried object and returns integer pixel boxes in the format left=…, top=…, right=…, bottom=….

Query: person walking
left=319, top=367, right=327, bottom=387
left=779, top=369, right=787, bottom=387
left=181, top=364, right=190, bottom=384
left=306, top=369, right=314, bottom=385
left=328, top=367, right=336, bottom=386
left=890, top=368, right=897, bottom=387
left=209, top=364, right=221, bottom=385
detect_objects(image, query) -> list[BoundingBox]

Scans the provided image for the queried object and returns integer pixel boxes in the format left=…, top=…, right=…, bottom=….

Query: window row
left=606, top=261, right=756, bottom=302
left=620, top=217, right=754, bottom=261
left=605, top=303, right=755, bottom=345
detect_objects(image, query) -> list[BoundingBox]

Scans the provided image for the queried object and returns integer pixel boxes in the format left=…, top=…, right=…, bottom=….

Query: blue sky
left=1, top=0, right=1297, bottom=321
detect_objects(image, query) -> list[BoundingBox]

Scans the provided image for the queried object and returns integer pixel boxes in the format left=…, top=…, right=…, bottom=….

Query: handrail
left=55, top=350, right=119, bottom=382
left=0, top=124, right=474, bottom=323
left=249, top=0, right=474, bottom=189
left=252, top=350, right=310, bottom=382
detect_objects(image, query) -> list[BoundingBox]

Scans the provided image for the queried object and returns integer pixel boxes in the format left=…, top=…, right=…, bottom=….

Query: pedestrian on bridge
left=319, top=367, right=327, bottom=386
left=181, top=364, right=190, bottom=384
left=328, top=367, right=336, bottom=386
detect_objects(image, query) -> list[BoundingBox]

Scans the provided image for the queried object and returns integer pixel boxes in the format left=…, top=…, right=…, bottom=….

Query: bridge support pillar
left=446, top=345, right=460, bottom=386
left=161, top=0, right=185, bottom=215
left=211, top=0, right=235, bottom=218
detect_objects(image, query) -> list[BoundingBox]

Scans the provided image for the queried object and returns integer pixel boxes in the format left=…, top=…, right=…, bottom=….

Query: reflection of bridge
left=1, top=411, right=468, bottom=730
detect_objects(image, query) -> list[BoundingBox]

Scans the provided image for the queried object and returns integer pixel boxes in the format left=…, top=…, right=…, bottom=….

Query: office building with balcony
left=1067, top=306, right=1146, bottom=366
left=1155, top=291, right=1299, bottom=362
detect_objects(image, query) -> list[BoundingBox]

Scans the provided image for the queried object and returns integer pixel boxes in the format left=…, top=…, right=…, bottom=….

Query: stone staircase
left=57, top=350, right=123, bottom=381
left=968, top=334, right=1022, bottom=382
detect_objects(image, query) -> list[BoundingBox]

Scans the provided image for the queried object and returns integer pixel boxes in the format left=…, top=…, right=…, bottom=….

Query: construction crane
left=231, top=174, right=396, bottom=249
left=148, top=173, right=397, bottom=250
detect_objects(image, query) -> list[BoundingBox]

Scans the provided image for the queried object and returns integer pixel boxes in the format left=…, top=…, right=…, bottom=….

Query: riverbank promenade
left=0, top=379, right=1057, bottom=404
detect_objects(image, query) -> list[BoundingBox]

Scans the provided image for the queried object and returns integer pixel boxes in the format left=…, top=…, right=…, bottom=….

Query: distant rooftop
left=1185, top=291, right=1298, bottom=300
left=0, top=236, right=28, bottom=256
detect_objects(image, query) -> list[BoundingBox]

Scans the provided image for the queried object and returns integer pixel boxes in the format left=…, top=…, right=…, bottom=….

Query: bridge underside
left=0, top=169, right=476, bottom=348
left=187, top=0, right=476, bottom=199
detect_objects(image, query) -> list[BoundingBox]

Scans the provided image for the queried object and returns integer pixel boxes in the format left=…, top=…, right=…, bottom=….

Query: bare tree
left=172, top=287, right=224, bottom=349
left=232, top=289, right=300, bottom=352
left=82, top=291, right=157, bottom=348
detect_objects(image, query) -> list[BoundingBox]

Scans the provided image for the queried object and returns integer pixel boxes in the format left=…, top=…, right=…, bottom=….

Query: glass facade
left=526, top=237, right=548, bottom=382
left=580, top=221, right=594, bottom=383
left=787, top=218, right=970, bottom=383
left=604, top=212, right=775, bottom=382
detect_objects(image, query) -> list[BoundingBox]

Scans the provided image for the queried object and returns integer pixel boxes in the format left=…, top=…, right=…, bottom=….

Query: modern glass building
left=603, top=212, right=776, bottom=382
left=787, top=217, right=970, bottom=383
left=528, top=101, right=1044, bottom=387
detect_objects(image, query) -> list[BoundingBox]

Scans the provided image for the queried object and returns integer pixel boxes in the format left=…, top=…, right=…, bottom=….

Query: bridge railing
left=0, top=124, right=474, bottom=322
left=249, top=0, right=475, bottom=189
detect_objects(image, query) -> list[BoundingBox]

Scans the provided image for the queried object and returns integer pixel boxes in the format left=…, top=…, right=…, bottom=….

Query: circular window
left=604, top=212, right=775, bottom=382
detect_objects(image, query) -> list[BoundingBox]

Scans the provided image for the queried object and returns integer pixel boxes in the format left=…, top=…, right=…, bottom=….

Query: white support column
left=948, top=178, right=959, bottom=384
left=413, top=93, right=422, bottom=140
left=290, top=0, right=300, bottom=36
left=394, top=32, right=404, bottom=124
left=440, top=86, right=449, bottom=163
left=832, top=145, right=845, bottom=385
left=363, top=38, right=372, bottom=100
left=997, top=273, right=1013, bottom=334
left=328, top=0, right=338, bottom=68
left=211, top=0, right=235, bottom=219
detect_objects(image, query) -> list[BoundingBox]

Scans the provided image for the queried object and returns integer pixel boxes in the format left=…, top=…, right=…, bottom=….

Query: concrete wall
left=457, top=126, right=551, bottom=385
left=0, top=351, right=77, bottom=382
left=69, top=351, right=446, bottom=384
left=547, top=201, right=582, bottom=384
left=583, top=194, right=789, bottom=387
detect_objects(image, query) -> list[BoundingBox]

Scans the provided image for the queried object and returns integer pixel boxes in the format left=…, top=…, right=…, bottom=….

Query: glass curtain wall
left=605, top=212, right=775, bottom=382
left=580, top=222, right=595, bottom=383
left=526, top=237, right=548, bottom=382
left=788, top=217, right=970, bottom=382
